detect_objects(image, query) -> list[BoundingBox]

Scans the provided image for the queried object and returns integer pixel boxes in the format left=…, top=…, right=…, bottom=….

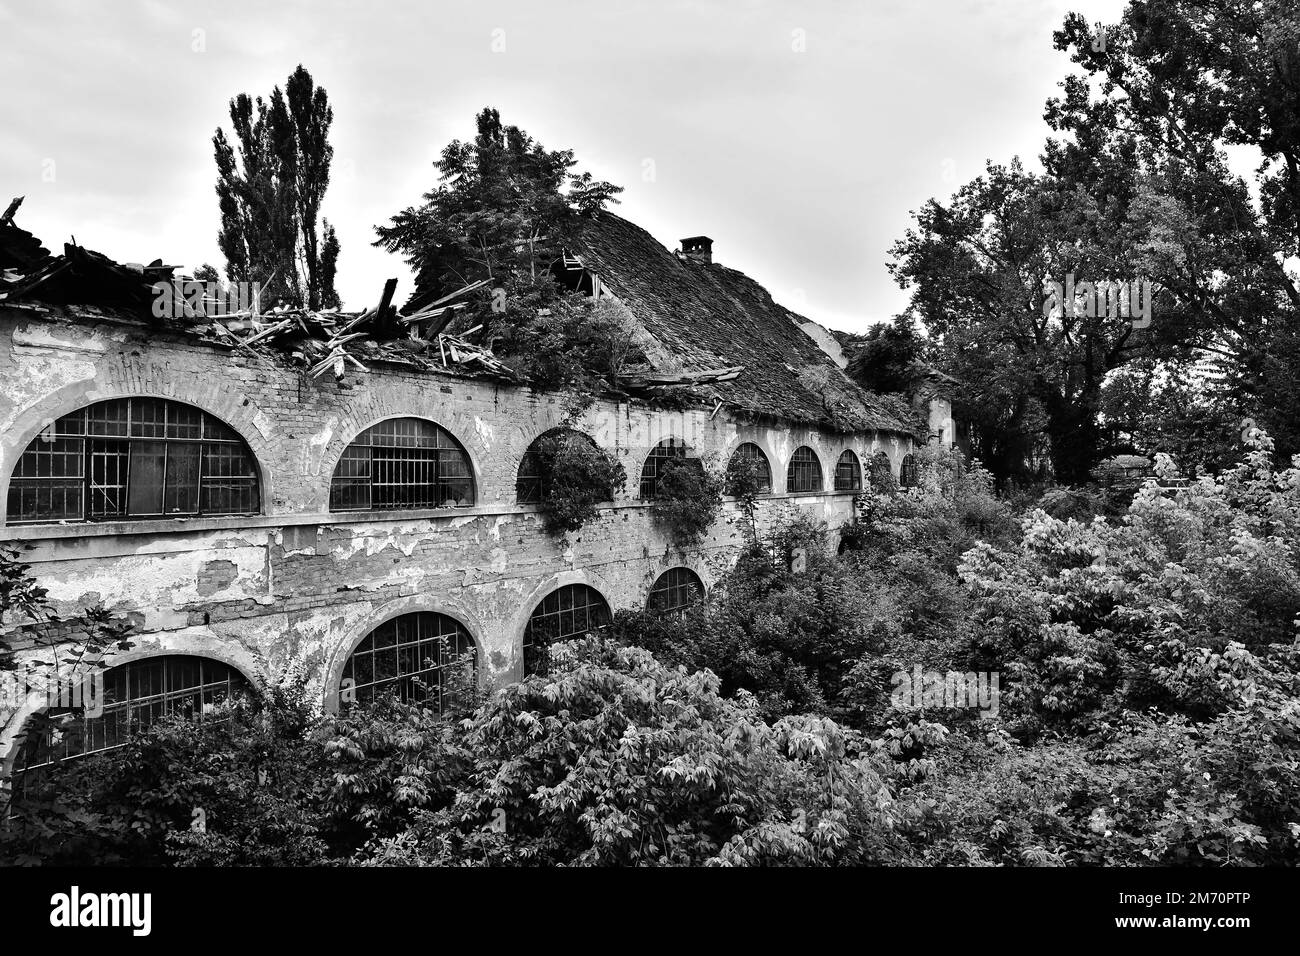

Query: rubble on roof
left=0, top=202, right=516, bottom=386
left=0, top=200, right=920, bottom=433
left=190, top=276, right=515, bottom=385
left=1, top=197, right=53, bottom=285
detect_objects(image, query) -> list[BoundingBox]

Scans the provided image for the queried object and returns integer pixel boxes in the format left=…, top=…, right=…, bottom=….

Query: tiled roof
left=569, top=212, right=916, bottom=435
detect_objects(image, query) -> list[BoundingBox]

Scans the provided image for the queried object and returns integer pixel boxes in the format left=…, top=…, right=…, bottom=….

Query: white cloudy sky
left=0, top=0, right=1129, bottom=333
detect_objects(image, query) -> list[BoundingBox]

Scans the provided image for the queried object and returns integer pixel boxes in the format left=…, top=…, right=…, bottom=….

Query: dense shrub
left=528, top=430, right=627, bottom=536
left=649, top=456, right=724, bottom=547
left=961, top=431, right=1300, bottom=738
left=358, top=638, right=921, bottom=866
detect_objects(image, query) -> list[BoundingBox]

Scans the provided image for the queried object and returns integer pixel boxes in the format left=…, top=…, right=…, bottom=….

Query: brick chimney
left=680, top=235, right=713, bottom=265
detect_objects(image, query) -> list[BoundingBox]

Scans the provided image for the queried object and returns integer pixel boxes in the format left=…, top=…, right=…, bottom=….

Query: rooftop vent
left=680, top=235, right=713, bottom=265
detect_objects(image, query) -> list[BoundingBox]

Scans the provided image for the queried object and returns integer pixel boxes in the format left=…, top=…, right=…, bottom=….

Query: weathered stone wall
left=0, top=309, right=914, bottom=767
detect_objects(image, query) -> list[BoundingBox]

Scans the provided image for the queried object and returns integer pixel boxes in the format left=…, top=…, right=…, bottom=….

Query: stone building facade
left=0, top=211, right=919, bottom=777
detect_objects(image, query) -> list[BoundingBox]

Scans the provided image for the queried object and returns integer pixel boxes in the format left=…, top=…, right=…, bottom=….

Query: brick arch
left=640, top=557, right=712, bottom=608
left=505, top=569, right=618, bottom=676
left=636, top=433, right=697, bottom=500
left=514, top=424, right=610, bottom=505
left=321, top=594, right=487, bottom=714
left=0, top=639, right=265, bottom=779
left=783, top=443, right=828, bottom=494
left=833, top=447, right=864, bottom=491
left=0, top=382, right=275, bottom=526
left=719, top=434, right=779, bottom=495
left=319, top=411, right=486, bottom=509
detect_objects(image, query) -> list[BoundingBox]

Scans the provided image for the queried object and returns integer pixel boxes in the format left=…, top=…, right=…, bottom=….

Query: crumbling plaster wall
left=0, top=311, right=915, bottom=759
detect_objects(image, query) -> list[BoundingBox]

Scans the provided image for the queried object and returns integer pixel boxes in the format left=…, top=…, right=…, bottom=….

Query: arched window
left=725, top=442, right=772, bottom=495
left=330, top=418, right=474, bottom=511
left=647, top=567, right=705, bottom=617
left=900, top=453, right=920, bottom=488
left=522, top=583, right=611, bottom=675
left=834, top=450, right=862, bottom=491
left=869, top=451, right=897, bottom=491
left=639, top=437, right=691, bottom=499
left=7, top=398, right=259, bottom=524
left=12, top=655, right=249, bottom=775
left=339, top=611, right=476, bottom=711
left=516, top=428, right=609, bottom=504
left=786, top=446, right=823, bottom=493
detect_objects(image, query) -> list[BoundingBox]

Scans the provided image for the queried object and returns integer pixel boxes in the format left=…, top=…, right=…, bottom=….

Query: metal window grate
left=646, top=567, right=704, bottom=618
left=12, top=655, right=248, bottom=775
left=726, top=442, right=772, bottom=494
left=329, top=418, right=475, bottom=511
left=786, top=446, right=823, bottom=493
left=7, top=398, right=259, bottom=524
left=340, top=612, right=476, bottom=711
left=639, top=438, right=688, bottom=499
left=834, top=450, right=862, bottom=491
left=522, top=584, right=611, bottom=675
left=900, top=453, right=919, bottom=488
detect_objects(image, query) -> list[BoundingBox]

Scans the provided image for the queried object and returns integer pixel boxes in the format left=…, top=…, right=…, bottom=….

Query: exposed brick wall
left=0, top=310, right=915, bottom=766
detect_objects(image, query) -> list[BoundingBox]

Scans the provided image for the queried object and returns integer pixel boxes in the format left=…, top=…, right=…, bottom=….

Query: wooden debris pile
left=1, top=196, right=178, bottom=308
left=196, top=276, right=515, bottom=384
left=620, top=366, right=743, bottom=391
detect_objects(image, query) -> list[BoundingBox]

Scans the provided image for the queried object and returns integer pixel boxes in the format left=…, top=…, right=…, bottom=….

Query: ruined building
left=0, top=202, right=922, bottom=779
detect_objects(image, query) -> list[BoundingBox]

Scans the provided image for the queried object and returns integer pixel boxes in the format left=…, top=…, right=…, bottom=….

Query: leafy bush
left=613, top=516, right=906, bottom=726
left=724, top=453, right=767, bottom=542
left=960, top=431, right=1300, bottom=738
left=0, top=691, right=335, bottom=866
left=649, top=456, right=724, bottom=547
left=358, top=638, right=921, bottom=866
left=528, top=430, right=627, bottom=536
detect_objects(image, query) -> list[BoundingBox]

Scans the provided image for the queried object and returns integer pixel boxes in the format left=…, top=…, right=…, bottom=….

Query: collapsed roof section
left=0, top=198, right=512, bottom=386
left=0, top=198, right=920, bottom=437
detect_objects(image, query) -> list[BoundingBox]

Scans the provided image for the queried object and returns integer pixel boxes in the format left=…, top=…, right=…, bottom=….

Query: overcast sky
left=1, top=0, right=1129, bottom=334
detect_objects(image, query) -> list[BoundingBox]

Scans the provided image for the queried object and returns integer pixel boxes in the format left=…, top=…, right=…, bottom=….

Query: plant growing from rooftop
left=374, top=108, right=627, bottom=396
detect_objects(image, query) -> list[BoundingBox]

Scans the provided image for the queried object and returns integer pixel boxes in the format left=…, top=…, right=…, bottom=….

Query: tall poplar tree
left=213, top=64, right=341, bottom=310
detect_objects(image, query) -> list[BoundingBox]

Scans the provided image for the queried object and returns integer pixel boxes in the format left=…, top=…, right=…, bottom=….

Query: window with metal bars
left=339, top=612, right=477, bottom=711
left=522, top=583, right=611, bottom=675
left=725, top=442, right=772, bottom=494
left=646, top=567, right=705, bottom=617
left=834, top=450, right=862, bottom=491
left=329, top=418, right=475, bottom=511
left=516, top=428, right=606, bottom=504
left=638, top=437, right=690, bottom=499
left=11, top=655, right=249, bottom=777
left=785, top=446, right=823, bottom=493
left=6, top=398, right=260, bottom=524
left=900, top=453, right=920, bottom=488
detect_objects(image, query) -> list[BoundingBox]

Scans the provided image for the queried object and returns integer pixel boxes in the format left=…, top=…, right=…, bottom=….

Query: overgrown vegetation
left=648, top=457, right=725, bottom=548
left=8, top=431, right=1295, bottom=867
left=374, top=107, right=632, bottom=400
left=527, top=430, right=627, bottom=536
